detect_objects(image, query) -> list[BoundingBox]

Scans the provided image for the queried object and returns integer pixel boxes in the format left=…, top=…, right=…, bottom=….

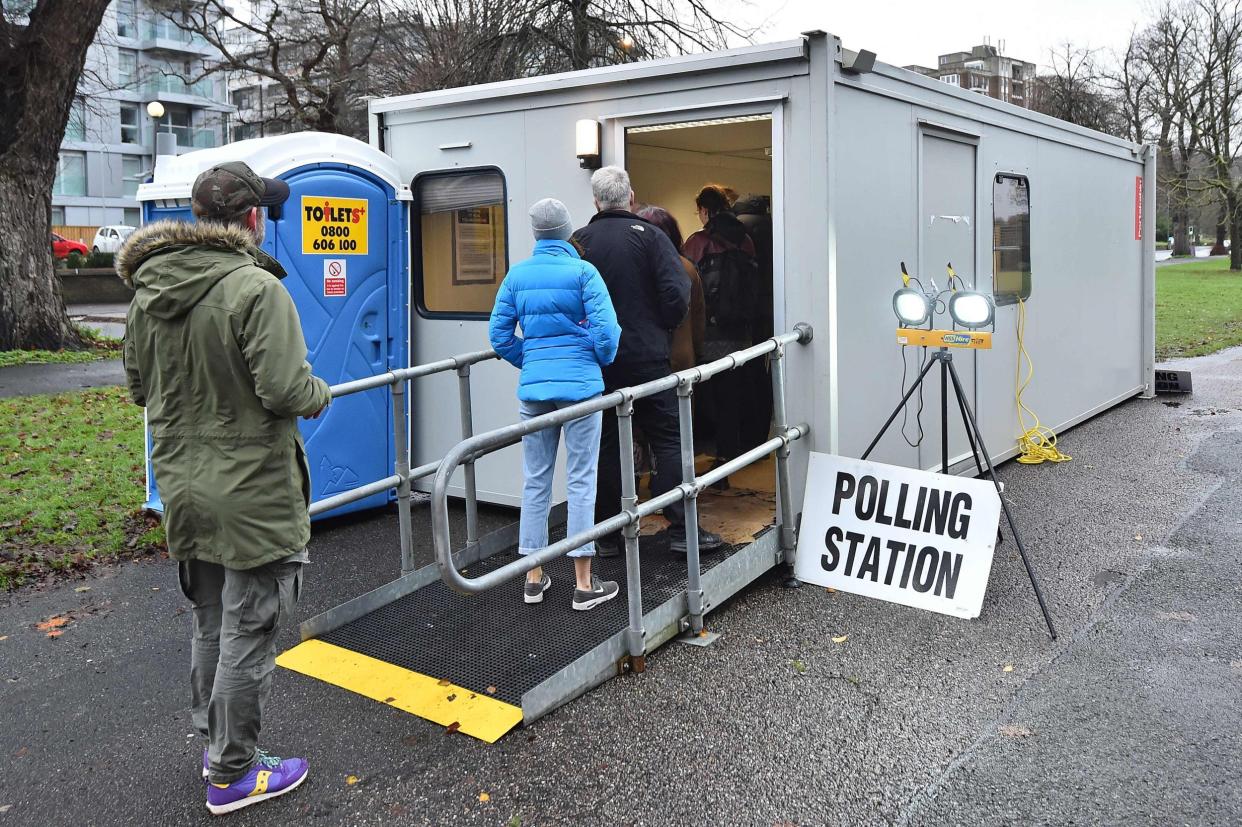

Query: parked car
left=91, top=225, right=136, bottom=254
left=51, top=232, right=89, bottom=260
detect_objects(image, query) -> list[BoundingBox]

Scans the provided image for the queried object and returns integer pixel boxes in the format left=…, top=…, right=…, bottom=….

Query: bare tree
left=154, top=0, right=388, bottom=139
left=376, top=0, right=752, bottom=96
left=1188, top=0, right=1242, bottom=268
left=1030, top=43, right=1122, bottom=134
left=0, top=0, right=111, bottom=351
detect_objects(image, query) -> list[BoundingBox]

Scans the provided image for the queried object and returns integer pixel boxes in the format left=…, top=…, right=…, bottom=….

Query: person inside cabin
left=683, top=183, right=761, bottom=489
left=488, top=198, right=623, bottom=611
left=633, top=204, right=706, bottom=491
left=574, top=166, right=725, bottom=556
left=732, top=193, right=775, bottom=450
left=635, top=206, right=705, bottom=376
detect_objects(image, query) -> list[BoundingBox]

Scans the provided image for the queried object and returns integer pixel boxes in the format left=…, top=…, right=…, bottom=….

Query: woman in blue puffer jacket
left=489, top=198, right=623, bottom=612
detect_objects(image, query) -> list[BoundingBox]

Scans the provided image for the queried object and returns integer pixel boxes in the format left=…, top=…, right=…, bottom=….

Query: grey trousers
left=178, top=558, right=303, bottom=784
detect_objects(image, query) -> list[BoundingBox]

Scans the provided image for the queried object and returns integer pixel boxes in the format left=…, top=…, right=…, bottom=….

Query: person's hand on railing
left=305, top=402, right=328, bottom=420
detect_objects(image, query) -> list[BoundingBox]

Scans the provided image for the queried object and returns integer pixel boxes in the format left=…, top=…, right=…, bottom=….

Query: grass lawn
left=0, top=386, right=163, bottom=590
left=1157, top=257, right=1242, bottom=360
left=0, top=326, right=123, bottom=368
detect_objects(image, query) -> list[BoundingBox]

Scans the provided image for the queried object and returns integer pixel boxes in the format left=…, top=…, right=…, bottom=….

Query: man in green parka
left=119, top=161, right=330, bottom=815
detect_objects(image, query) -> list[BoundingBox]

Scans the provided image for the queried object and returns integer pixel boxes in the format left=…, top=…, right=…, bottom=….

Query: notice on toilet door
left=794, top=452, right=1001, bottom=619
left=302, top=195, right=368, bottom=255
left=323, top=259, right=347, bottom=296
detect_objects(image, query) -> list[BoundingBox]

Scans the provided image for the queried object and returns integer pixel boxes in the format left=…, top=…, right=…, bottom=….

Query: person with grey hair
left=574, top=167, right=725, bottom=556
left=489, top=198, right=623, bottom=610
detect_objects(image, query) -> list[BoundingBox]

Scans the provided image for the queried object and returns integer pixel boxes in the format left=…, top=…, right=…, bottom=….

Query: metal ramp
left=276, top=326, right=813, bottom=742
left=278, top=520, right=780, bottom=742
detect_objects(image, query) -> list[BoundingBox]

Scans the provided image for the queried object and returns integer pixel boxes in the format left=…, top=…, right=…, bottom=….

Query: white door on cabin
left=920, top=132, right=979, bottom=472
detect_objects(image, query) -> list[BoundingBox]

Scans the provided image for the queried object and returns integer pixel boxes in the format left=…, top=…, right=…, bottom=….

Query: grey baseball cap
left=529, top=198, right=573, bottom=241
left=191, top=161, right=289, bottom=220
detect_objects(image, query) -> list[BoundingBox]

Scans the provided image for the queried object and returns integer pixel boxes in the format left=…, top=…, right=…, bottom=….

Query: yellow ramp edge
left=276, top=639, right=523, bottom=743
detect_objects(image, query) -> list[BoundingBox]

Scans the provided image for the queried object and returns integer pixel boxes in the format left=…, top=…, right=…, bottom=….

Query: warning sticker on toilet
left=323, top=259, right=347, bottom=296
left=302, top=195, right=368, bottom=255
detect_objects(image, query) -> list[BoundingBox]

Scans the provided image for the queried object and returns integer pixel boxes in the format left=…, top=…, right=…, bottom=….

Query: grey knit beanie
left=529, top=198, right=573, bottom=241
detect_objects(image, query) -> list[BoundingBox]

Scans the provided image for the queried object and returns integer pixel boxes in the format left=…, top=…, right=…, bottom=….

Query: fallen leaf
left=832, top=634, right=849, bottom=644
left=791, top=659, right=807, bottom=674
left=486, top=686, right=497, bottom=695
left=478, top=792, right=491, bottom=802
left=14, top=747, right=27, bottom=758
left=74, top=586, right=91, bottom=593
left=446, top=693, right=457, bottom=702
left=345, top=775, right=360, bottom=786
left=35, top=616, right=70, bottom=631
left=45, top=630, right=63, bottom=639
left=1003, top=664, right=1014, bottom=673
left=383, top=696, right=396, bottom=704
left=998, top=724, right=1034, bottom=738
left=437, top=678, right=451, bottom=686
left=0, top=804, right=11, bottom=814
left=698, top=629, right=708, bottom=638
left=508, top=816, right=522, bottom=827
left=445, top=722, right=461, bottom=735
left=1134, top=534, right=1143, bottom=541
left=0, top=636, right=7, bottom=641
left=825, top=587, right=837, bottom=593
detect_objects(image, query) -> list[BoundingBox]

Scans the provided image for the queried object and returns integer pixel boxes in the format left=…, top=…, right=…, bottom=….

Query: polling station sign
left=302, top=196, right=368, bottom=255
left=794, top=452, right=1001, bottom=618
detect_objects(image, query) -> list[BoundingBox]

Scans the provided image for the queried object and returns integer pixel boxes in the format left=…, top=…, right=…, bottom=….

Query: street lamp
left=145, top=100, right=166, bottom=183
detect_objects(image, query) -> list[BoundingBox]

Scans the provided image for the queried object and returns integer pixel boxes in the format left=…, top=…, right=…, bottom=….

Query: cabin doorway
left=622, top=113, right=778, bottom=543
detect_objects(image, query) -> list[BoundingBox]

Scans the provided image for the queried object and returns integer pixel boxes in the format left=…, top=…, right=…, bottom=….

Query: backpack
left=699, top=246, right=760, bottom=330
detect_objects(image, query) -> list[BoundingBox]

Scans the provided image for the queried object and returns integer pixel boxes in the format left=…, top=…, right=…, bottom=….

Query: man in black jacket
left=574, top=166, right=724, bottom=555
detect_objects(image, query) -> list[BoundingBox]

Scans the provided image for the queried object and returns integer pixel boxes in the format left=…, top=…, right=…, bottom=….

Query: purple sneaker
left=205, top=751, right=308, bottom=815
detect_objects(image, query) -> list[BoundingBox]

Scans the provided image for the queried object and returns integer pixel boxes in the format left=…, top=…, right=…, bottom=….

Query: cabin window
left=992, top=173, right=1031, bottom=304
left=414, top=169, right=508, bottom=317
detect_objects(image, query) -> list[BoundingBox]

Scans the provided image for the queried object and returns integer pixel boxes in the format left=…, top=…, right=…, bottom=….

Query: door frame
left=916, top=120, right=984, bottom=472
left=605, top=95, right=788, bottom=336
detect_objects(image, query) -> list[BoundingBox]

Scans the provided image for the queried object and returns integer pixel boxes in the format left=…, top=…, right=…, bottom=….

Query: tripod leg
left=946, top=358, right=1058, bottom=641
left=940, top=355, right=949, bottom=474
left=861, top=352, right=938, bottom=461
left=951, top=368, right=988, bottom=480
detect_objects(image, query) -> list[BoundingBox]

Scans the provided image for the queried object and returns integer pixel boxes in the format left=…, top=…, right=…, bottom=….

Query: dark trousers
left=702, top=367, right=748, bottom=460
left=179, top=558, right=303, bottom=784
left=596, top=360, right=687, bottom=541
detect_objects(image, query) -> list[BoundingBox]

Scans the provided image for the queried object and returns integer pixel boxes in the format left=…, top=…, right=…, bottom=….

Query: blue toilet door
left=268, top=166, right=394, bottom=516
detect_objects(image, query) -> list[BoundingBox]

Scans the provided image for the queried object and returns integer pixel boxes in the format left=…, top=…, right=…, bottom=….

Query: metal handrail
left=430, top=323, right=813, bottom=662
left=309, top=347, right=499, bottom=575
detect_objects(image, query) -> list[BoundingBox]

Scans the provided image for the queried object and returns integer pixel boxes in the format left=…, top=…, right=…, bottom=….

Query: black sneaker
left=524, top=574, right=551, bottom=604
left=596, top=537, right=623, bottom=558
left=668, top=528, right=725, bottom=554
left=572, top=576, right=620, bottom=611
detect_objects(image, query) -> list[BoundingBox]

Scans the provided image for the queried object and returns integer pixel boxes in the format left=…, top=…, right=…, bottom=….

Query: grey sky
left=741, top=0, right=1151, bottom=71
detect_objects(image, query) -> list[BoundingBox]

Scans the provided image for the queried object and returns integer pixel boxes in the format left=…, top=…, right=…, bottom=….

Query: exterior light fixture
left=892, top=262, right=931, bottom=327
left=146, top=100, right=165, bottom=119
left=893, top=287, right=932, bottom=326
left=575, top=119, right=601, bottom=170
left=947, top=291, right=995, bottom=329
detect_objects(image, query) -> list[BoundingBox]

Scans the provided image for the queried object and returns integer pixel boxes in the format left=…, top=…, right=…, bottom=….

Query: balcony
left=140, top=19, right=215, bottom=55
left=144, top=75, right=218, bottom=102
left=158, top=126, right=220, bottom=149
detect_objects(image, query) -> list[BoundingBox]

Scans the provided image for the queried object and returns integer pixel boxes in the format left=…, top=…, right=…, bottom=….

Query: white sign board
left=794, top=452, right=1001, bottom=618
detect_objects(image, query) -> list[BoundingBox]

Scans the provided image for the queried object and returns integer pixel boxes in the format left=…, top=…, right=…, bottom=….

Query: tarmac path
left=1, top=348, right=1239, bottom=826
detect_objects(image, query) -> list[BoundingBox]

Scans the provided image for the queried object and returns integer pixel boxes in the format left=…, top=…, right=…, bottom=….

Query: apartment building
left=904, top=43, right=1036, bottom=109
left=52, top=0, right=231, bottom=229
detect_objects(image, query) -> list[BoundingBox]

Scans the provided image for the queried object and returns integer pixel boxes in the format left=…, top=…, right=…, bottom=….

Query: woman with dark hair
left=682, top=184, right=760, bottom=487
left=636, top=205, right=704, bottom=373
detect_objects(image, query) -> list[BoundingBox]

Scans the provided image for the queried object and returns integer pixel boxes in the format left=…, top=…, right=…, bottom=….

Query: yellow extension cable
left=1015, top=298, right=1071, bottom=465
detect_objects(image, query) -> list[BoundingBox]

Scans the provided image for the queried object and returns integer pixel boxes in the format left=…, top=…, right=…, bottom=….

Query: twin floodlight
left=892, top=262, right=995, bottom=330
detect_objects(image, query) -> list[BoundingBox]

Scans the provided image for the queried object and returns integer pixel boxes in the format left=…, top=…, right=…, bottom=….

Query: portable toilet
left=136, top=132, right=410, bottom=517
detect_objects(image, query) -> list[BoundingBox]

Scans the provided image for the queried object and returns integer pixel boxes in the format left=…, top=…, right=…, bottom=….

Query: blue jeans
left=518, top=398, right=603, bottom=558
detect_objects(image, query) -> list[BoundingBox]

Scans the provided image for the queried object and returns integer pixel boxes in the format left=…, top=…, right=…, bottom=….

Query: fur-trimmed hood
left=116, top=220, right=284, bottom=320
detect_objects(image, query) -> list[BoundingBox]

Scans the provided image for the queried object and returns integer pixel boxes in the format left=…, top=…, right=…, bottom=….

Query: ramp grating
left=317, top=530, right=741, bottom=708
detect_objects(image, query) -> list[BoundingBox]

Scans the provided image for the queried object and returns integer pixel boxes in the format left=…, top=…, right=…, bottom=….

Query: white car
left=91, top=225, right=135, bottom=254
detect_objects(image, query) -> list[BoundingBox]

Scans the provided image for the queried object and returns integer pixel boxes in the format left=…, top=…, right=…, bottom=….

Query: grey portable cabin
left=370, top=31, right=1155, bottom=510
